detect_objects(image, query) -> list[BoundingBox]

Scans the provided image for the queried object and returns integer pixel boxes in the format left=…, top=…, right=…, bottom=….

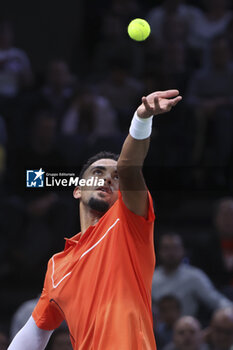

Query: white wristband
left=129, top=111, right=153, bottom=140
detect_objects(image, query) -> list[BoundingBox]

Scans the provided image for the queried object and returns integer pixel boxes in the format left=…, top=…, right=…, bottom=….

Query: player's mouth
left=96, top=186, right=113, bottom=194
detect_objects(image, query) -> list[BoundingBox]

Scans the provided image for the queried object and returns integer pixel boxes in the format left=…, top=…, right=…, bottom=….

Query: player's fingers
left=142, top=96, right=154, bottom=112
left=163, top=96, right=182, bottom=112
left=170, top=96, right=182, bottom=106
left=156, top=90, right=180, bottom=98
left=153, top=95, right=161, bottom=110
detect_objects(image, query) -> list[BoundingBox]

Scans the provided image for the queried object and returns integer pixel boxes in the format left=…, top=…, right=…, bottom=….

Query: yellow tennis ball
left=127, top=18, right=151, bottom=41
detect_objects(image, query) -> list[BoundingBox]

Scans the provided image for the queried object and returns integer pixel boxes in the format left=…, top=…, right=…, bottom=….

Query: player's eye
left=93, top=169, right=102, bottom=175
left=113, top=174, right=119, bottom=180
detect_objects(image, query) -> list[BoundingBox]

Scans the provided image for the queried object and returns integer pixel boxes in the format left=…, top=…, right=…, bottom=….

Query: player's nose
left=104, top=173, right=112, bottom=184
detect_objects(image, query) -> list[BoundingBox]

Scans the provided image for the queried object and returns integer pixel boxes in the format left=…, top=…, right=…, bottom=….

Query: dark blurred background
left=0, top=0, right=233, bottom=348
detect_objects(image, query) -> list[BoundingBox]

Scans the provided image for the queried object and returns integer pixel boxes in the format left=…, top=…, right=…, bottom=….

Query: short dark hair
left=79, top=151, right=119, bottom=179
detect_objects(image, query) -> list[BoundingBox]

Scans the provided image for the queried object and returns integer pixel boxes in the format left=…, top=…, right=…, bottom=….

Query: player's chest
left=49, top=218, right=126, bottom=296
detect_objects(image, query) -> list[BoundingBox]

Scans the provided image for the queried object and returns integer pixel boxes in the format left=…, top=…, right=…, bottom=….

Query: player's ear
left=73, top=186, right=81, bottom=199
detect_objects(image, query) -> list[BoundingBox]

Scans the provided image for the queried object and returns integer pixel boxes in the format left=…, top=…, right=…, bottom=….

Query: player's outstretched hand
left=137, top=90, right=182, bottom=119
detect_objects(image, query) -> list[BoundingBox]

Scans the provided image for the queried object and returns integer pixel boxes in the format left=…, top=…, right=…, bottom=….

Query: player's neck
left=79, top=204, right=103, bottom=236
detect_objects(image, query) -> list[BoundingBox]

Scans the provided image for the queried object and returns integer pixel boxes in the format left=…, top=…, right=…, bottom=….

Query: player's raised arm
left=117, top=90, right=182, bottom=218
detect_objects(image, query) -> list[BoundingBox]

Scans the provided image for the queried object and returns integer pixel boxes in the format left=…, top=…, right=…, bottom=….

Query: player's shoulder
left=47, top=250, right=66, bottom=269
left=117, top=190, right=155, bottom=222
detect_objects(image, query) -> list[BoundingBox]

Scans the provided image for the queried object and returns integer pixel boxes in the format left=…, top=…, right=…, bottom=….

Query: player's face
left=74, top=159, right=119, bottom=214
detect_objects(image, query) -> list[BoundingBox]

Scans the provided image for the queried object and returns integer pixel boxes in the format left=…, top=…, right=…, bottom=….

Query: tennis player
left=8, top=90, right=182, bottom=350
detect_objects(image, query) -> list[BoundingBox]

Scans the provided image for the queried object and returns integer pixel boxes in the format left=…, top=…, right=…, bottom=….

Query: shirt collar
left=64, top=225, right=96, bottom=251
left=64, top=232, right=81, bottom=250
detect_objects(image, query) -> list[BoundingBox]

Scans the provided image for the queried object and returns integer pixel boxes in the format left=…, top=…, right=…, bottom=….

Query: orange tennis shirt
left=32, top=191, right=156, bottom=349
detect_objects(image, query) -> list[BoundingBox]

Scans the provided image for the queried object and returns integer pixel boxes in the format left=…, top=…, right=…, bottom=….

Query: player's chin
left=88, top=196, right=110, bottom=213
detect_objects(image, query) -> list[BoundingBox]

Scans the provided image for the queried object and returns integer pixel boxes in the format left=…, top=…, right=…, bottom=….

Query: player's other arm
left=117, top=90, right=182, bottom=218
left=8, top=316, right=53, bottom=350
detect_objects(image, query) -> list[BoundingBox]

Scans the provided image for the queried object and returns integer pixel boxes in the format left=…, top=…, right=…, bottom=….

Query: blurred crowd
left=1, top=0, right=233, bottom=349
